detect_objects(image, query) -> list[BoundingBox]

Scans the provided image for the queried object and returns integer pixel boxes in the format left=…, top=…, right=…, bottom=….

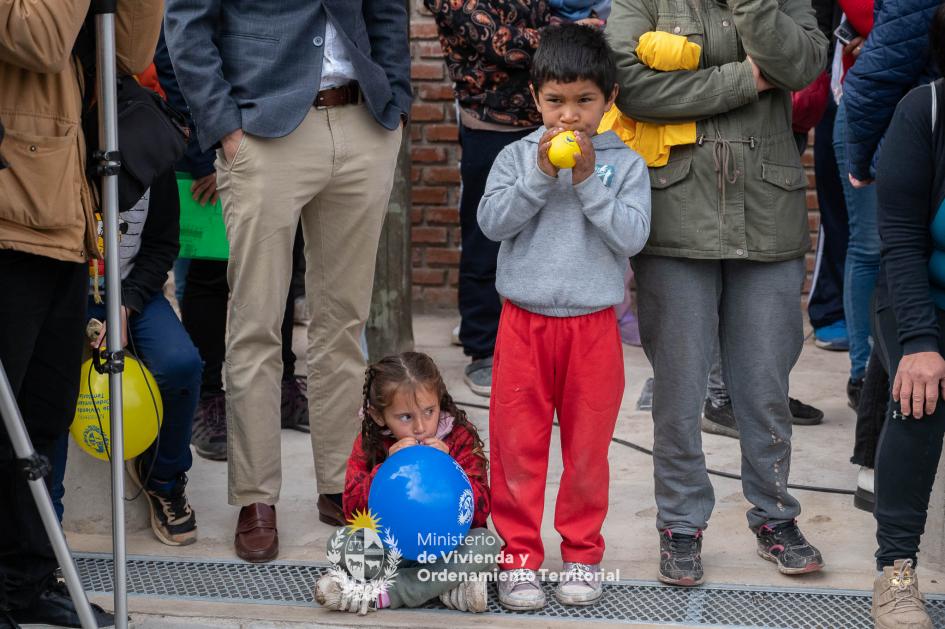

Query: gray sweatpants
left=327, top=527, right=501, bottom=609
left=633, top=255, right=805, bottom=534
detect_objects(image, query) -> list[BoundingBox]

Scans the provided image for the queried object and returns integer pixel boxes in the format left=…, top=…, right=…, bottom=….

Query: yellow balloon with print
left=548, top=130, right=581, bottom=169
left=71, top=356, right=163, bottom=461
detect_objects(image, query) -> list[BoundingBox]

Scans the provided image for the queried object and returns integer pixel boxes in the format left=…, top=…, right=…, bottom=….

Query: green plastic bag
left=176, top=172, right=229, bottom=260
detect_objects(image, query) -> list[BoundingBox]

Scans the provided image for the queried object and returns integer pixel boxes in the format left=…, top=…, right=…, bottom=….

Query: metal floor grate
left=75, top=553, right=945, bottom=627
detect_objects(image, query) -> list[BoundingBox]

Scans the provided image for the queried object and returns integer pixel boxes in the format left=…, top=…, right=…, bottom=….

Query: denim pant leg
left=125, top=294, right=202, bottom=481
left=719, top=259, right=805, bottom=529
left=833, top=100, right=880, bottom=379
left=634, top=255, right=720, bottom=535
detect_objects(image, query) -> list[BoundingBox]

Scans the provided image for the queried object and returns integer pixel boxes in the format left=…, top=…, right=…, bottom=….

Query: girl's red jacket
left=342, top=423, right=491, bottom=529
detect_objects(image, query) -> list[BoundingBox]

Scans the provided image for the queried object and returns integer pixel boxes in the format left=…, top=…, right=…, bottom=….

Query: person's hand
left=388, top=436, right=419, bottom=456
left=421, top=437, right=450, bottom=454
left=191, top=173, right=219, bottom=206
left=893, top=352, right=945, bottom=418
left=848, top=173, right=874, bottom=188
left=747, top=56, right=774, bottom=93
left=844, top=36, right=866, bottom=58
left=571, top=130, right=596, bottom=185
left=575, top=17, right=605, bottom=28
left=537, top=127, right=562, bottom=178
left=221, top=129, right=245, bottom=164
left=93, top=306, right=129, bottom=350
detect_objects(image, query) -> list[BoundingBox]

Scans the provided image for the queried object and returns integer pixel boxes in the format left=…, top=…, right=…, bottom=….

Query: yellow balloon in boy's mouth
left=548, top=130, right=581, bottom=169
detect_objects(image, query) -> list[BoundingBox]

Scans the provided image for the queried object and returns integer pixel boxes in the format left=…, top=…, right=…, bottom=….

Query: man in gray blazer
left=164, top=0, right=410, bottom=562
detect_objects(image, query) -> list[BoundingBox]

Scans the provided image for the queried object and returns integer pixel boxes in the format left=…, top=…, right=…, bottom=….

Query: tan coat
left=0, top=0, right=164, bottom=263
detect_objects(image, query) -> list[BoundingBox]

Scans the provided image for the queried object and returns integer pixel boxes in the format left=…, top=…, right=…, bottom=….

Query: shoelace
left=507, top=568, right=538, bottom=589
left=889, top=560, right=925, bottom=613
left=155, top=478, right=193, bottom=525
left=764, top=522, right=806, bottom=549
left=564, top=562, right=594, bottom=584
left=668, top=533, right=700, bottom=557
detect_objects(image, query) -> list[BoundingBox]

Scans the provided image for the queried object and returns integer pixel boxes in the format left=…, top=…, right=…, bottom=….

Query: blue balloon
left=368, top=445, right=474, bottom=561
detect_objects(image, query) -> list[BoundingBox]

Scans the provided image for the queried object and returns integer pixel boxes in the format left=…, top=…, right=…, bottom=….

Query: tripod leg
left=0, top=359, right=99, bottom=629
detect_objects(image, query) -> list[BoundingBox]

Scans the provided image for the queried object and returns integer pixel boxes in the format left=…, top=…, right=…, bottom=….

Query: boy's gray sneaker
left=464, top=357, right=493, bottom=398
left=497, top=568, right=545, bottom=611
left=439, top=576, right=488, bottom=612
left=554, top=562, right=603, bottom=606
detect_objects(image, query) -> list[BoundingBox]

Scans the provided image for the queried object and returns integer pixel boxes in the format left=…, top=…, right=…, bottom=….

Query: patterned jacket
left=342, top=418, right=491, bottom=529
left=424, top=0, right=551, bottom=128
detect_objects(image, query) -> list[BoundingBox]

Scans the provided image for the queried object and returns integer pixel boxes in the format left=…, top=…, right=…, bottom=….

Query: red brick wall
left=408, top=3, right=821, bottom=310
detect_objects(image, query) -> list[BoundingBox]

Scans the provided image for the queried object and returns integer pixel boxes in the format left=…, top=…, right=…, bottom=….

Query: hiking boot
left=314, top=572, right=376, bottom=615
left=464, top=357, right=493, bottom=398
left=554, top=562, right=603, bottom=606
left=128, top=457, right=197, bottom=546
left=9, top=577, right=116, bottom=627
left=658, top=529, right=704, bottom=586
left=872, top=559, right=932, bottom=629
left=789, top=397, right=824, bottom=425
left=439, top=576, right=488, bottom=612
left=754, top=520, right=823, bottom=575
left=855, top=466, right=875, bottom=512
left=701, top=399, right=738, bottom=438
left=848, top=377, right=864, bottom=411
left=814, top=320, right=849, bottom=351
left=192, top=391, right=227, bottom=460
left=497, top=568, right=546, bottom=611
left=281, top=375, right=310, bottom=433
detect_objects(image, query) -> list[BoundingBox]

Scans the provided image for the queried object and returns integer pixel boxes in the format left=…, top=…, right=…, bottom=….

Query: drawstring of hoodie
left=698, top=132, right=755, bottom=214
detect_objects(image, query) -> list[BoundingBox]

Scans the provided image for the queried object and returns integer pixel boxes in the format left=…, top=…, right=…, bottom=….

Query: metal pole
left=93, top=2, right=127, bottom=626
left=0, top=360, right=98, bottom=629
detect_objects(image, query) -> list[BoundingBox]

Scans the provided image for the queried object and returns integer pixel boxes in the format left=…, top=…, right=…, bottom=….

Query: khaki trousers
left=216, top=104, right=402, bottom=505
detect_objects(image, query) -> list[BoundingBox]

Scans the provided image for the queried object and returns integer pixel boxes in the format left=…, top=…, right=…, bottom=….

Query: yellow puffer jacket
left=599, top=31, right=700, bottom=167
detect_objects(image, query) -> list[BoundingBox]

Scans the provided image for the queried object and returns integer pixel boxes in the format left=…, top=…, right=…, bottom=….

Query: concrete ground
left=61, top=312, right=945, bottom=627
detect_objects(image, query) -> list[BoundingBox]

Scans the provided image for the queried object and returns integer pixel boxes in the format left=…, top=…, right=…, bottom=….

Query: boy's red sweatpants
left=490, top=302, right=625, bottom=570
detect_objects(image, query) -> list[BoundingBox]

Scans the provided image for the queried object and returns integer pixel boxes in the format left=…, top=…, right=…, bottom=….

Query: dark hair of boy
left=530, top=23, right=617, bottom=97
left=931, top=3, right=945, bottom=75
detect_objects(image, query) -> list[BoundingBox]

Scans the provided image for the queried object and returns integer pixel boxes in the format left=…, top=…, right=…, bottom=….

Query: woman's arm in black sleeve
left=876, top=87, right=940, bottom=355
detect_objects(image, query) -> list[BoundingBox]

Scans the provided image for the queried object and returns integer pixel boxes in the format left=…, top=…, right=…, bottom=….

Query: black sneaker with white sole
left=754, top=520, right=823, bottom=575
left=701, top=399, right=738, bottom=438
left=128, top=458, right=197, bottom=546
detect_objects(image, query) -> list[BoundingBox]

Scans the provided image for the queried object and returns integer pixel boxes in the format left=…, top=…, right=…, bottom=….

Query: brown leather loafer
left=316, top=494, right=345, bottom=527
left=235, top=503, right=278, bottom=563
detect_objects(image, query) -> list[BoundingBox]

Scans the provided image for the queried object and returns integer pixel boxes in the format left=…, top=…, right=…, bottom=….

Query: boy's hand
left=571, top=131, right=596, bottom=185
left=92, top=306, right=129, bottom=350
left=537, top=127, right=563, bottom=178
left=389, top=437, right=419, bottom=455
left=421, top=437, right=450, bottom=454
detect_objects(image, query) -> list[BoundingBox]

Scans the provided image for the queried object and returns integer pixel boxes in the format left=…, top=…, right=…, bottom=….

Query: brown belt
left=314, top=82, right=361, bottom=108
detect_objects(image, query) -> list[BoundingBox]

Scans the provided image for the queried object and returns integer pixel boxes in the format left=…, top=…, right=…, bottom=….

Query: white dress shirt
left=319, top=19, right=357, bottom=90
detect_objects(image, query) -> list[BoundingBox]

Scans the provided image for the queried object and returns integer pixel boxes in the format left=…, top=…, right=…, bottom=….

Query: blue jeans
left=833, top=100, right=880, bottom=380
left=52, top=293, right=201, bottom=520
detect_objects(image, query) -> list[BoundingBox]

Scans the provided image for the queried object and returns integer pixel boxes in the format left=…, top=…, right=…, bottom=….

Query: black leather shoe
left=10, top=579, right=116, bottom=627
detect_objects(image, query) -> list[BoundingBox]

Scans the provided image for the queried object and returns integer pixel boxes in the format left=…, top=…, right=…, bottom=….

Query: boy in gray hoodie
left=479, top=24, right=650, bottom=612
